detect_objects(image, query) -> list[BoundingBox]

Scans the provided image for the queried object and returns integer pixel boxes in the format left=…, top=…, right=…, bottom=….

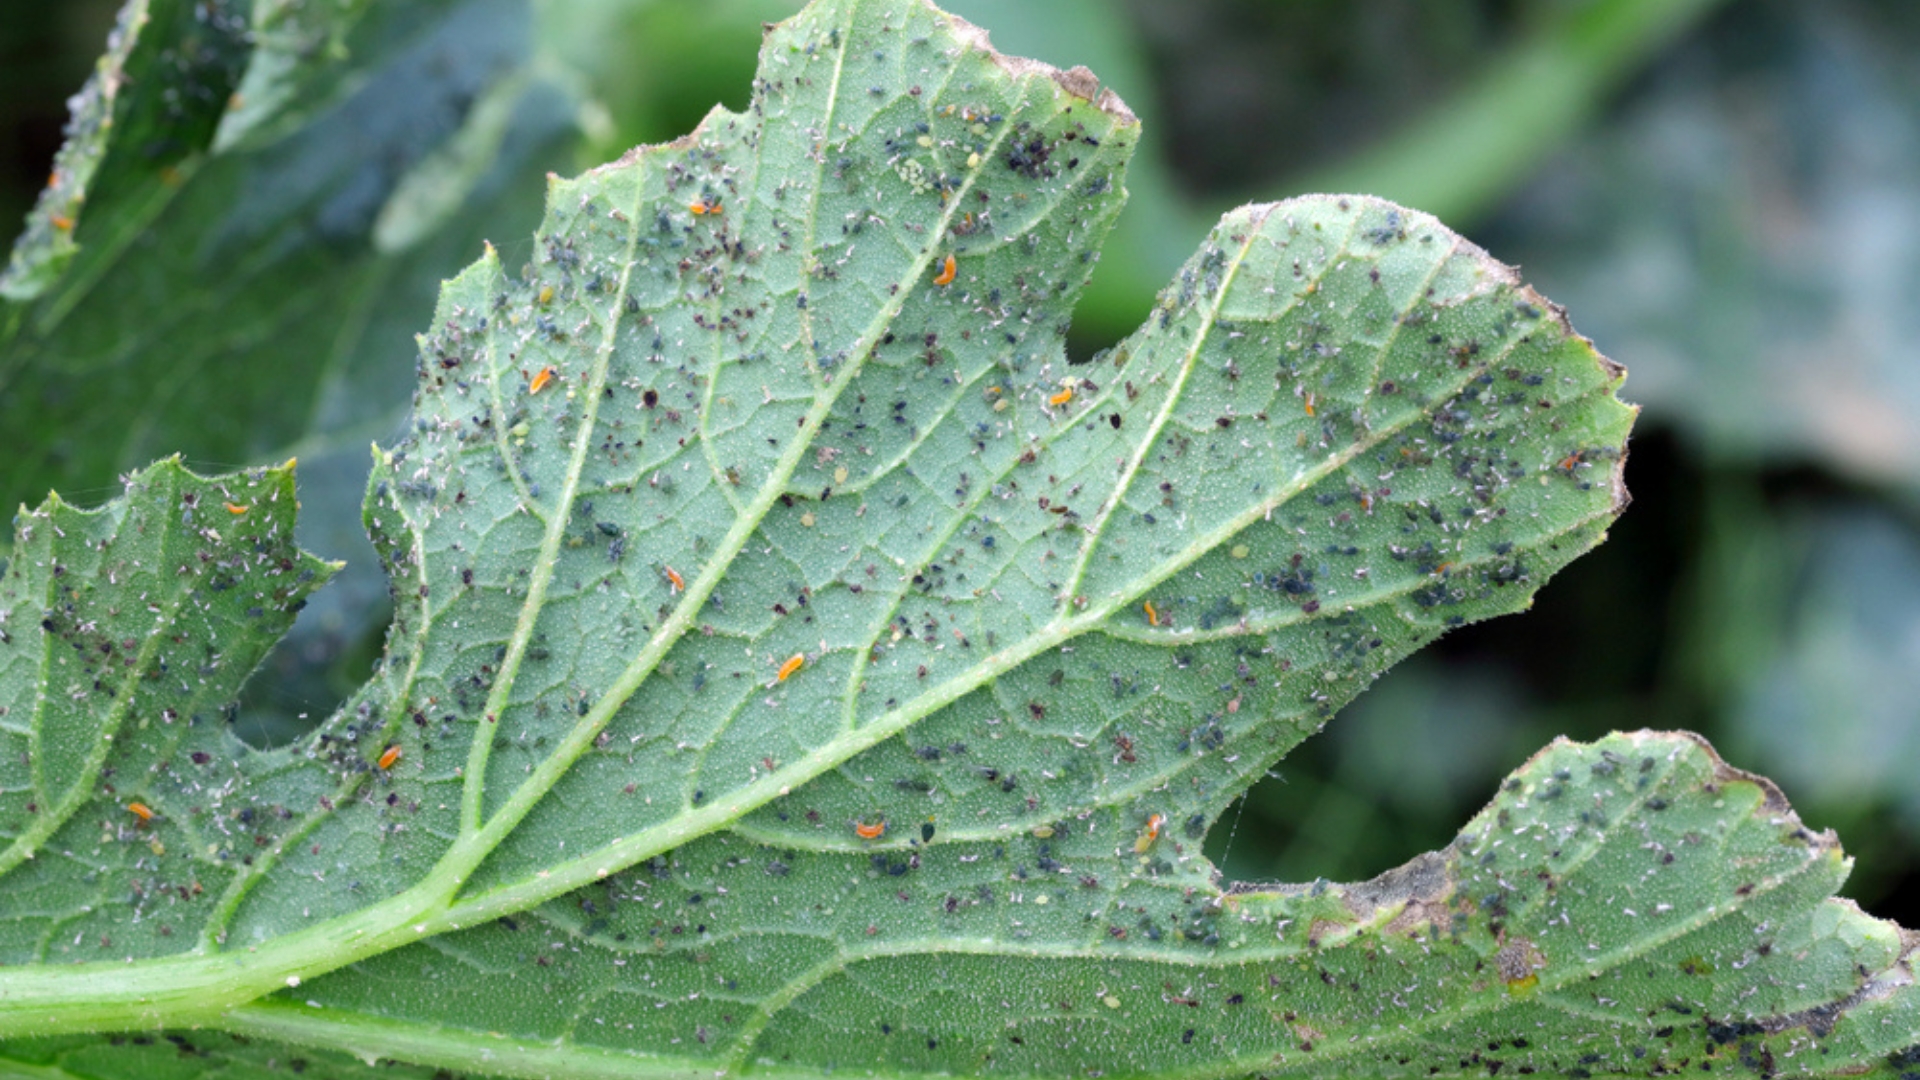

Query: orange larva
left=854, top=819, right=887, bottom=840
left=1143, top=600, right=1160, bottom=627
left=690, top=198, right=722, bottom=216
left=1048, top=385, right=1074, bottom=407
left=378, top=744, right=402, bottom=770
left=1303, top=391, right=1317, bottom=417
left=530, top=366, right=557, bottom=394
left=776, top=653, right=805, bottom=682
left=128, top=801, right=154, bottom=822
left=932, top=253, right=956, bottom=286
left=1133, top=812, right=1166, bottom=854
left=665, top=566, right=685, bottom=593
left=224, top=502, right=249, bottom=515
left=51, top=213, right=74, bottom=232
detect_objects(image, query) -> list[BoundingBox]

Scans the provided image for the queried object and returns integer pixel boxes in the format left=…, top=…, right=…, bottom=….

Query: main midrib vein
left=212, top=774, right=1829, bottom=1080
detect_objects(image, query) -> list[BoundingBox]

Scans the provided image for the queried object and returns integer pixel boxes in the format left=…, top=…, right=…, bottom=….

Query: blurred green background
left=3, top=0, right=1916, bottom=925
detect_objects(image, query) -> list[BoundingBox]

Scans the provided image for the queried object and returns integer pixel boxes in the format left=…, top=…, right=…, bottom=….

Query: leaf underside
left=1, top=0, right=1914, bottom=1078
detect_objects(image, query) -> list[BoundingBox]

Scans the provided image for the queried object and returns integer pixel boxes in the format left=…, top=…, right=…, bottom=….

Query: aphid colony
left=334, top=28, right=1618, bottom=1015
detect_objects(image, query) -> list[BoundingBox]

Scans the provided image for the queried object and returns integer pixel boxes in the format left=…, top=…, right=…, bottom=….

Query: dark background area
left=4, top=0, right=1916, bottom=928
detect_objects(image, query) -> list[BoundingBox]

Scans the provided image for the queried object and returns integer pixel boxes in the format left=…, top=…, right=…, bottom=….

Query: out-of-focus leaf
left=0, top=0, right=249, bottom=303
left=211, top=0, right=375, bottom=150
left=1491, top=0, right=1920, bottom=486
left=0, top=0, right=576, bottom=511
left=0, top=0, right=585, bottom=743
left=1690, top=497, right=1920, bottom=827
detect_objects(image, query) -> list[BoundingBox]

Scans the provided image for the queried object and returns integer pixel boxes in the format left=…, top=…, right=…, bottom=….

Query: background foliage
left=2, top=0, right=1915, bottom=943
